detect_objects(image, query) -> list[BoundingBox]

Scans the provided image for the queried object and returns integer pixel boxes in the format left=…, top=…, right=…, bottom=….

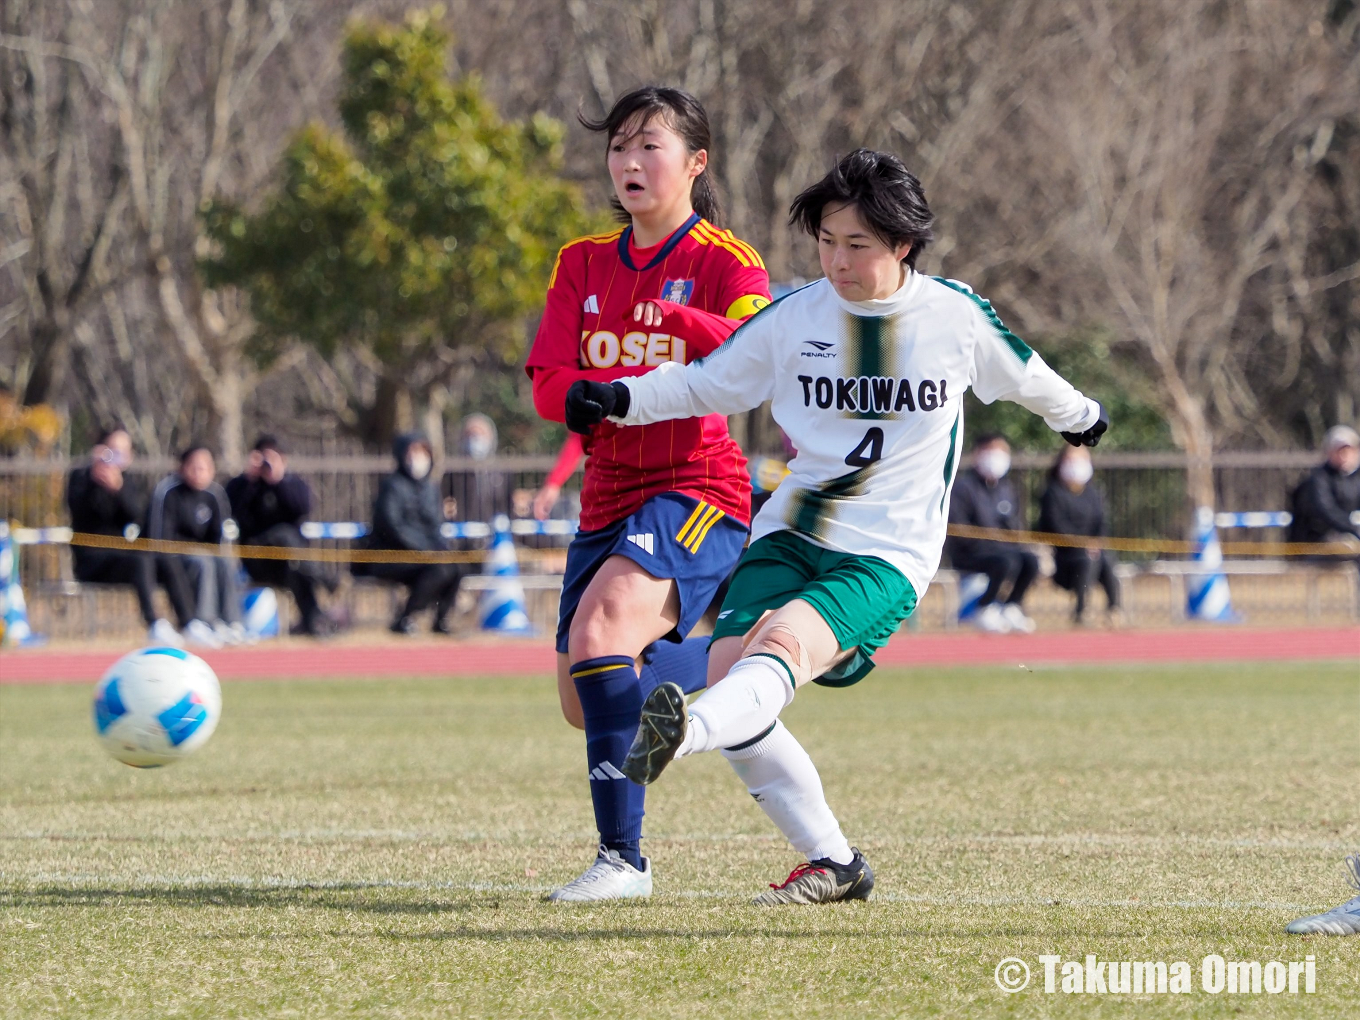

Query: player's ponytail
left=580, top=85, right=724, bottom=226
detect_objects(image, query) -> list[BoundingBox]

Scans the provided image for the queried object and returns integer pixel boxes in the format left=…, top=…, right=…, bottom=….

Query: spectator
left=1288, top=425, right=1360, bottom=558
left=448, top=413, right=511, bottom=524
left=146, top=445, right=242, bottom=647
left=226, top=435, right=333, bottom=636
left=66, top=425, right=184, bottom=646
left=945, top=434, right=1038, bottom=633
left=363, top=431, right=465, bottom=635
left=1037, top=445, right=1122, bottom=625
left=533, top=432, right=584, bottom=520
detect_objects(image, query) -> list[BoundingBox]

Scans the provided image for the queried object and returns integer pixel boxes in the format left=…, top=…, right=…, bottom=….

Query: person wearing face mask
left=1038, top=445, right=1121, bottom=625
left=362, top=431, right=465, bottom=635
left=448, top=413, right=511, bottom=525
left=945, top=434, right=1039, bottom=633
left=1287, top=425, right=1360, bottom=557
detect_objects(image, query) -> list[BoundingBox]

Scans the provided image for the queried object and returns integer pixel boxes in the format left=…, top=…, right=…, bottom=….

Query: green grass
left=1, top=662, right=1357, bottom=1018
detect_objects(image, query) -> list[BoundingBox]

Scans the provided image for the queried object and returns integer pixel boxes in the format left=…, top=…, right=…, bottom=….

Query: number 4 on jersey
left=845, top=427, right=884, bottom=467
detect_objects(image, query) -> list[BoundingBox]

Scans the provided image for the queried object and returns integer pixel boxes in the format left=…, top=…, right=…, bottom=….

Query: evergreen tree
left=201, top=8, right=599, bottom=449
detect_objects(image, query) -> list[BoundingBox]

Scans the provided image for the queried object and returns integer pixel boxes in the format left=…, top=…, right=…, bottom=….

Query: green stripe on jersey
left=840, top=313, right=896, bottom=420
left=940, top=410, right=961, bottom=511
left=785, top=465, right=874, bottom=541
left=932, top=276, right=1032, bottom=364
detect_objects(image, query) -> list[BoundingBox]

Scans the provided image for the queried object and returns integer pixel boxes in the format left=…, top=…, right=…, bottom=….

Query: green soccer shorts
left=710, top=530, right=918, bottom=687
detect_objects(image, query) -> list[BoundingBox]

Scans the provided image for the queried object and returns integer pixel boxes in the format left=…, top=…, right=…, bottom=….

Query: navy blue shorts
left=556, top=492, right=749, bottom=654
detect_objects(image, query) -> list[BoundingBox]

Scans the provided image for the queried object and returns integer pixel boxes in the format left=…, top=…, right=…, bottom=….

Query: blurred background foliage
left=200, top=9, right=602, bottom=453
left=2, top=0, right=1355, bottom=477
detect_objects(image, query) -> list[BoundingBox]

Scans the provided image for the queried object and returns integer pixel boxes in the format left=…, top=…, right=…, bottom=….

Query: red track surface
left=2, top=627, right=1355, bottom=685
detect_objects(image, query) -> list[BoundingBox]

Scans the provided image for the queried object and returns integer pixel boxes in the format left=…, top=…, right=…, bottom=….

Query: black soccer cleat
left=620, top=681, right=688, bottom=785
left=752, top=848, right=875, bottom=905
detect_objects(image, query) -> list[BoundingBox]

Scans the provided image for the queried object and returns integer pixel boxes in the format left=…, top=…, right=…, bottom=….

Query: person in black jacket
left=65, top=425, right=185, bottom=644
left=1037, top=445, right=1121, bottom=624
left=226, top=434, right=333, bottom=636
left=146, top=445, right=242, bottom=647
left=363, top=431, right=465, bottom=635
left=1288, top=425, right=1360, bottom=557
left=945, top=434, right=1038, bottom=633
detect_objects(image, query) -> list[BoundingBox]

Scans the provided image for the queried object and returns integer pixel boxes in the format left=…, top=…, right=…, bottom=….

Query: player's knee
left=743, top=623, right=813, bottom=688
left=557, top=663, right=586, bottom=730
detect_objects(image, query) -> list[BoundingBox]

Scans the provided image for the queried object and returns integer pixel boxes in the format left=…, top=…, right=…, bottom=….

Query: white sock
left=722, top=720, right=854, bottom=865
left=680, top=656, right=795, bottom=757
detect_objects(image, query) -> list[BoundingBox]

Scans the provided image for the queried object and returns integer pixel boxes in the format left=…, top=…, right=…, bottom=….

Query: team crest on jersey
left=660, top=278, right=695, bottom=305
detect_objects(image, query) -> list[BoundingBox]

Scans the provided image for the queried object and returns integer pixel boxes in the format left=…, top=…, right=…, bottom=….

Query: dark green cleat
left=621, top=682, right=688, bottom=785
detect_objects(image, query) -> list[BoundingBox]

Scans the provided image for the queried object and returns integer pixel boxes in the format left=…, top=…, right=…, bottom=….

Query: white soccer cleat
left=147, top=618, right=184, bottom=648
left=971, top=603, right=1012, bottom=634
left=546, top=845, right=652, bottom=903
left=182, top=619, right=223, bottom=649
left=1001, top=603, right=1037, bottom=633
left=1287, top=855, right=1360, bottom=935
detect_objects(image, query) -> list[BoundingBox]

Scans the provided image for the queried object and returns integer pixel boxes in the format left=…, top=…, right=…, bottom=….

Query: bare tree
left=0, top=0, right=132, bottom=416
left=1029, top=0, right=1352, bottom=506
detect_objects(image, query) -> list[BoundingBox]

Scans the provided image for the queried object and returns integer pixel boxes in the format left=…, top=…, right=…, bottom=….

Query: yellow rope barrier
left=45, top=525, right=1357, bottom=564
left=63, top=532, right=531, bottom=565
left=942, top=524, right=1357, bottom=558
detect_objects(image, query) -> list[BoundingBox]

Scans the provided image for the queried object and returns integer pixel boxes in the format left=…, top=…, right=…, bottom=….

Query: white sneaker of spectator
left=213, top=620, right=246, bottom=646
left=971, top=603, right=1012, bottom=634
left=183, top=618, right=224, bottom=649
left=1001, top=603, right=1037, bottom=633
left=148, top=618, right=184, bottom=648
left=228, top=621, right=256, bottom=645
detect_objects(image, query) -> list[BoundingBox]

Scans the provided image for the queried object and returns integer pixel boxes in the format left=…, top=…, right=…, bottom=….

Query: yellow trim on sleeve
left=693, top=223, right=754, bottom=268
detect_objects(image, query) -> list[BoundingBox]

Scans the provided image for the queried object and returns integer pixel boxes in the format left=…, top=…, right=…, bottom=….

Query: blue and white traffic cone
left=241, top=586, right=280, bottom=639
left=1186, top=506, right=1238, bottom=622
left=956, top=572, right=990, bottom=623
left=480, top=515, right=533, bottom=634
left=0, top=522, right=39, bottom=646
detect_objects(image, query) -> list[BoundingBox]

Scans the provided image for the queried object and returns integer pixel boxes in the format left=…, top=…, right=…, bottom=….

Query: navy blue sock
left=640, top=637, right=711, bottom=696
left=571, top=655, right=646, bottom=871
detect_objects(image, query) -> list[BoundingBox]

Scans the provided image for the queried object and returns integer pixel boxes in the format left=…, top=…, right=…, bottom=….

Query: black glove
left=564, top=380, right=631, bottom=434
left=1062, top=403, right=1109, bottom=448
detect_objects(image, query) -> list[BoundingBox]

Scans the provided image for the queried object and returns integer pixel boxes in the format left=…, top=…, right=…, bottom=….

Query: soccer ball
left=92, top=647, right=222, bottom=768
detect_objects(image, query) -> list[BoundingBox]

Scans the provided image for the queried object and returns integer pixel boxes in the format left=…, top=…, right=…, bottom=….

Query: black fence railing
left=0, top=450, right=1322, bottom=577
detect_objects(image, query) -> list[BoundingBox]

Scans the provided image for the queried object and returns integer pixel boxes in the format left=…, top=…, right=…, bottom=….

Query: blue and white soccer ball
left=92, top=648, right=222, bottom=768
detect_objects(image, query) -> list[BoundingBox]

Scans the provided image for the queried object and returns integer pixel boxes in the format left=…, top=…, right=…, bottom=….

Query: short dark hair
left=252, top=434, right=285, bottom=455
left=789, top=149, right=935, bottom=269
left=580, top=85, right=722, bottom=225
left=179, top=443, right=213, bottom=465
left=971, top=432, right=1008, bottom=450
left=96, top=423, right=128, bottom=445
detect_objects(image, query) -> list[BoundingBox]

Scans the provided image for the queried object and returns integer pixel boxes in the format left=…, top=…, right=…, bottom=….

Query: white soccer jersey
left=612, top=272, right=1099, bottom=598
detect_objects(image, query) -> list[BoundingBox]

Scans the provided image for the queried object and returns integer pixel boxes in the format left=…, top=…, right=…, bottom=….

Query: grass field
left=1, top=661, right=1357, bottom=1018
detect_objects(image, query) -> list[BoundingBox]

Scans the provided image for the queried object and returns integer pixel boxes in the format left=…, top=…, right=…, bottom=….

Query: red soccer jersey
left=527, top=213, right=771, bottom=532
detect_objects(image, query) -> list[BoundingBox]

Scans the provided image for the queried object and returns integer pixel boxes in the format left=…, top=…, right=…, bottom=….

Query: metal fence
left=0, top=450, right=1325, bottom=586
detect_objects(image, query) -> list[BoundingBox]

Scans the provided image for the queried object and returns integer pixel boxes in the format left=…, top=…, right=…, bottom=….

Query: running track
left=2, top=627, right=1356, bottom=684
